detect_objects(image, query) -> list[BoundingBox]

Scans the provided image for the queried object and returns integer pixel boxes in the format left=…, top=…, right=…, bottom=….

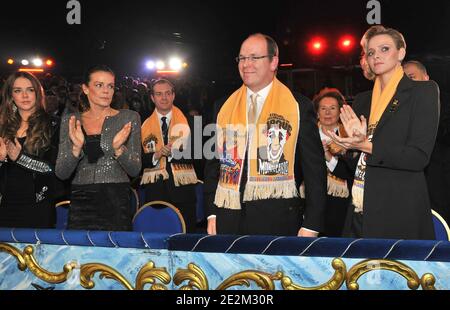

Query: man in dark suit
left=141, top=79, right=198, bottom=233
left=204, top=33, right=327, bottom=237
left=404, top=60, right=450, bottom=225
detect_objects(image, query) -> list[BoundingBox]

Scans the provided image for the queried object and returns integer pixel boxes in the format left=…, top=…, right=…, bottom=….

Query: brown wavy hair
left=0, top=71, right=51, bottom=156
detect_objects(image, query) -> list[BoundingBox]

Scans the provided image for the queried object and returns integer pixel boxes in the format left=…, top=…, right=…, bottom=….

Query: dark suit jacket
left=337, top=76, right=439, bottom=240
left=204, top=91, right=327, bottom=233
left=425, top=91, right=450, bottom=224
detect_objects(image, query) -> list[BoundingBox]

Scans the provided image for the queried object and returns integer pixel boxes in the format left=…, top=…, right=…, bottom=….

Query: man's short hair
left=403, top=60, right=428, bottom=75
left=248, top=33, right=279, bottom=61
left=150, top=78, right=175, bottom=95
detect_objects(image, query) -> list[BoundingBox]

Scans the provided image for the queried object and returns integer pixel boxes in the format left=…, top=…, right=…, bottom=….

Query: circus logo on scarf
left=218, top=128, right=244, bottom=186
left=257, top=113, right=292, bottom=175
left=354, top=124, right=375, bottom=180
left=143, top=134, right=158, bottom=153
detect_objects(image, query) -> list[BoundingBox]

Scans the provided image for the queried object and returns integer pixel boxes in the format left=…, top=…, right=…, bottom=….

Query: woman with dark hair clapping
left=56, top=65, right=141, bottom=231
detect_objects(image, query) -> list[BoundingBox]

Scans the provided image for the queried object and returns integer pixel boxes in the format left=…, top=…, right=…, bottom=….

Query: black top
left=83, top=133, right=104, bottom=164
left=0, top=137, right=55, bottom=228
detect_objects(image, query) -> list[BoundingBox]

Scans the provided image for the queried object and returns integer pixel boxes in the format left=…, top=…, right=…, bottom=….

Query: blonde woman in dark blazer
left=328, top=25, right=439, bottom=240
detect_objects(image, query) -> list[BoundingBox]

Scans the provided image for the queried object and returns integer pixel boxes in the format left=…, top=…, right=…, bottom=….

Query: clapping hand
left=340, top=105, right=367, bottom=138
left=112, top=122, right=132, bottom=157
left=327, top=105, right=368, bottom=151
left=327, top=107, right=372, bottom=154
left=69, top=115, right=85, bottom=157
left=0, top=137, right=7, bottom=161
left=5, top=138, right=22, bottom=161
left=322, top=139, right=333, bottom=162
left=154, top=143, right=173, bottom=161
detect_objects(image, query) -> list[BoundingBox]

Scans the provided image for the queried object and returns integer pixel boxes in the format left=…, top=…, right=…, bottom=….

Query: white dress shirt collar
left=156, top=110, right=172, bottom=125
left=246, top=81, right=273, bottom=107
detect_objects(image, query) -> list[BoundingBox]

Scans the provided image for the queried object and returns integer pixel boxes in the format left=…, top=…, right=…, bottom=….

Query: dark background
left=1, top=0, right=450, bottom=96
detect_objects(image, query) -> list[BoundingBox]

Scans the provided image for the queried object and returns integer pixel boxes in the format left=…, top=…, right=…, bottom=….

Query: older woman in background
left=313, top=88, right=351, bottom=237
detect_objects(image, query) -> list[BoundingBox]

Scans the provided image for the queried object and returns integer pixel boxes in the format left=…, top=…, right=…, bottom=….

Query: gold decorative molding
left=23, top=246, right=77, bottom=284
left=0, top=243, right=170, bottom=290
left=80, top=261, right=171, bottom=290
left=173, top=263, right=209, bottom=290
left=80, top=263, right=134, bottom=290
left=215, top=258, right=346, bottom=290
left=135, top=261, right=171, bottom=290
left=280, top=258, right=347, bottom=290
left=347, top=259, right=436, bottom=290
left=0, top=243, right=76, bottom=284
left=0, top=243, right=26, bottom=271
left=0, top=243, right=439, bottom=290
left=216, top=270, right=281, bottom=290
left=420, top=273, right=436, bottom=290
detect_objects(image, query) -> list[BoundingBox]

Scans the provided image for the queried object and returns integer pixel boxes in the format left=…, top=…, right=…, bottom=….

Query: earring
left=12, top=104, right=17, bottom=113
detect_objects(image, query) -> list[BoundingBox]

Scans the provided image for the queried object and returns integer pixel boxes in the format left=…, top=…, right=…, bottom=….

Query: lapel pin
left=389, top=99, right=399, bottom=112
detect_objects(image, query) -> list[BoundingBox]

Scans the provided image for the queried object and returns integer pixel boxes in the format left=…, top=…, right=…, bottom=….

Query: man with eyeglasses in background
left=140, top=79, right=199, bottom=233
left=204, top=33, right=327, bottom=236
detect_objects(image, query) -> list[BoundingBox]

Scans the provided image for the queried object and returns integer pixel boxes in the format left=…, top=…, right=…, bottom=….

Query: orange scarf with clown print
left=140, top=106, right=197, bottom=186
left=214, top=78, right=300, bottom=210
left=352, top=65, right=404, bottom=212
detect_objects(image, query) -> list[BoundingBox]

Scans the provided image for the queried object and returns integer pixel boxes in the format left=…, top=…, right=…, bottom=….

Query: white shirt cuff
left=207, top=215, right=216, bottom=220
left=326, top=156, right=338, bottom=172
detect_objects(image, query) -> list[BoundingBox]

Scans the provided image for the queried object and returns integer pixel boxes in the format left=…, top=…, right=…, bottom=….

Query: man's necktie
left=248, top=93, right=258, bottom=125
left=161, top=116, right=168, bottom=145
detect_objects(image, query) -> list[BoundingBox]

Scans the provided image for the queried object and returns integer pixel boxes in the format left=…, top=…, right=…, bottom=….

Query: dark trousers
left=243, top=201, right=302, bottom=236
left=425, top=147, right=450, bottom=225
left=323, top=196, right=350, bottom=237
left=216, top=199, right=303, bottom=236
left=176, top=201, right=197, bottom=233
left=216, top=208, right=244, bottom=235
left=343, top=210, right=363, bottom=238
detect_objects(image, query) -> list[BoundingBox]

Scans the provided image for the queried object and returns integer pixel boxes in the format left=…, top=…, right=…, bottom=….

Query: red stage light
left=45, top=59, right=53, bottom=66
left=339, top=36, right=355, bottom=52
left=308, top=37, right=326, bottom=55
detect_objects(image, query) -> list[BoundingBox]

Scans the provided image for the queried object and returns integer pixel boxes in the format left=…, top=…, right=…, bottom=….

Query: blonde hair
left=359, top=25, right=406, bottom=81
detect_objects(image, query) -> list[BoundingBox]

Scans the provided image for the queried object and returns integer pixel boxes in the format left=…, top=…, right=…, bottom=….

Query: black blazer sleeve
left=294, top=93, right=327, bottom=232
left=437, top=91, right=450, bottom=146
left=332, top=152, right=359, bottom=181
left=367, top=81, right=440, bottom=171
